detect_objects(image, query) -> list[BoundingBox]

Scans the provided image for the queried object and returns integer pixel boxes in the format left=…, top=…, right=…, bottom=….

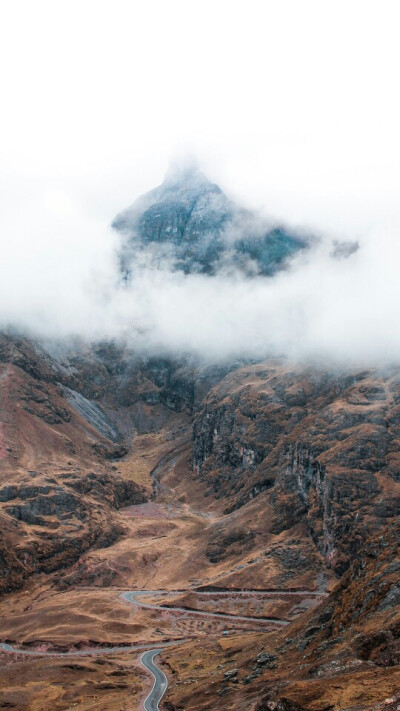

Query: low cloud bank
left=1, top=185, right=399, bottom=366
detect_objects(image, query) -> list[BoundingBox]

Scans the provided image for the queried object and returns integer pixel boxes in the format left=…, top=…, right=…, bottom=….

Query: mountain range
left=0, top=170, right=398, bottom=711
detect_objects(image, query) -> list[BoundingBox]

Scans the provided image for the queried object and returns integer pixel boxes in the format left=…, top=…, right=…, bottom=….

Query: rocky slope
left=163, top=522, right=400, bottom=711
left=0, top=334, right=149, bottom=594
left=0, top=332, right=236, bottom=596
left=192, top=361, right=400, bottom=575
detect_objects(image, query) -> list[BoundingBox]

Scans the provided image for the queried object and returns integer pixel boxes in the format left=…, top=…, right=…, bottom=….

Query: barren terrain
left=0, top=334, right=399, bottom=710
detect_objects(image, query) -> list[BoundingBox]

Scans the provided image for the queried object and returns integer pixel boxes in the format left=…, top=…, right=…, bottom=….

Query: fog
left=1, top=1, right=400, bottom=364
left=1, top=198, right=399, bottom=365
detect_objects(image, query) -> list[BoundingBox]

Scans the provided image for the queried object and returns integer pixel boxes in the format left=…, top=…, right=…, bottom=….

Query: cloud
left=110, top=231, right=400, bottom=365
left=0, top=2, right=399, bottom=365
left=1, top=178, right=399, bottom=368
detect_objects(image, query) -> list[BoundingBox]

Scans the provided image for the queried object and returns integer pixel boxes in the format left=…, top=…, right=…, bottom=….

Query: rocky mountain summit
left=113, top=163, right=307, bottom=276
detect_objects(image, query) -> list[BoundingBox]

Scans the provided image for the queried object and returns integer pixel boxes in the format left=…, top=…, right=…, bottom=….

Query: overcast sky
left=1, top=1, right=400, bottom=362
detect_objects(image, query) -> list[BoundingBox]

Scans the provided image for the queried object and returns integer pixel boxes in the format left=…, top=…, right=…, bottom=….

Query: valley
left=0, top=332, right=399, bottom=710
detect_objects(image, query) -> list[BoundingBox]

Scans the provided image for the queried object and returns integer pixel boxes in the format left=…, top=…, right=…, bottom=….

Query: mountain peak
left=113, top=168, right=307, bottom=276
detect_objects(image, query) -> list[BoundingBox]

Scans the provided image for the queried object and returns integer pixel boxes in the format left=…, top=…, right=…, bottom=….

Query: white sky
left=1, top=0, right=399, bottom=229
left=1, top=1, right=400, bottom=362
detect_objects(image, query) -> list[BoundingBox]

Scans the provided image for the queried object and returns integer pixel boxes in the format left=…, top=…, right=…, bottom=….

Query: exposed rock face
left=192, top=362, right=400, bottom=574
left=66, top=470, right=147, bottom=508
left=112, top=164, right=307, bottom=276
left=43, top=336, right=236, bottom=421
left=1, top=333, right=233, bottom=437
left=311, top=522, right=400, bottom=662
left=0, top=472, right=146, bottom=594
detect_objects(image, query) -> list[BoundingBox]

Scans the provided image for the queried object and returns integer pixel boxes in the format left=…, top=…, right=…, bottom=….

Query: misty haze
left=2, top=158, right=399, bottom=365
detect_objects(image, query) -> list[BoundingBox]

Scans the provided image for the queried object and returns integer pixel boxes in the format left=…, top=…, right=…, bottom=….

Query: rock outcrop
left=0, top=470, right=147, bottom=594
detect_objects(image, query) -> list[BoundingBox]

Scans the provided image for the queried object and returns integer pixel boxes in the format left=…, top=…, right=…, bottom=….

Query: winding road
left=141, top=649, right=168, bottom=711
left=0, top=640, right=171, bottom=711
left=124, top=587, right=326, bottom=709
left=0, top=587, right=327, bottom=709
left=122, top=589, right=290, bottom=626
left=0, top=639, right=180, bottom=657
